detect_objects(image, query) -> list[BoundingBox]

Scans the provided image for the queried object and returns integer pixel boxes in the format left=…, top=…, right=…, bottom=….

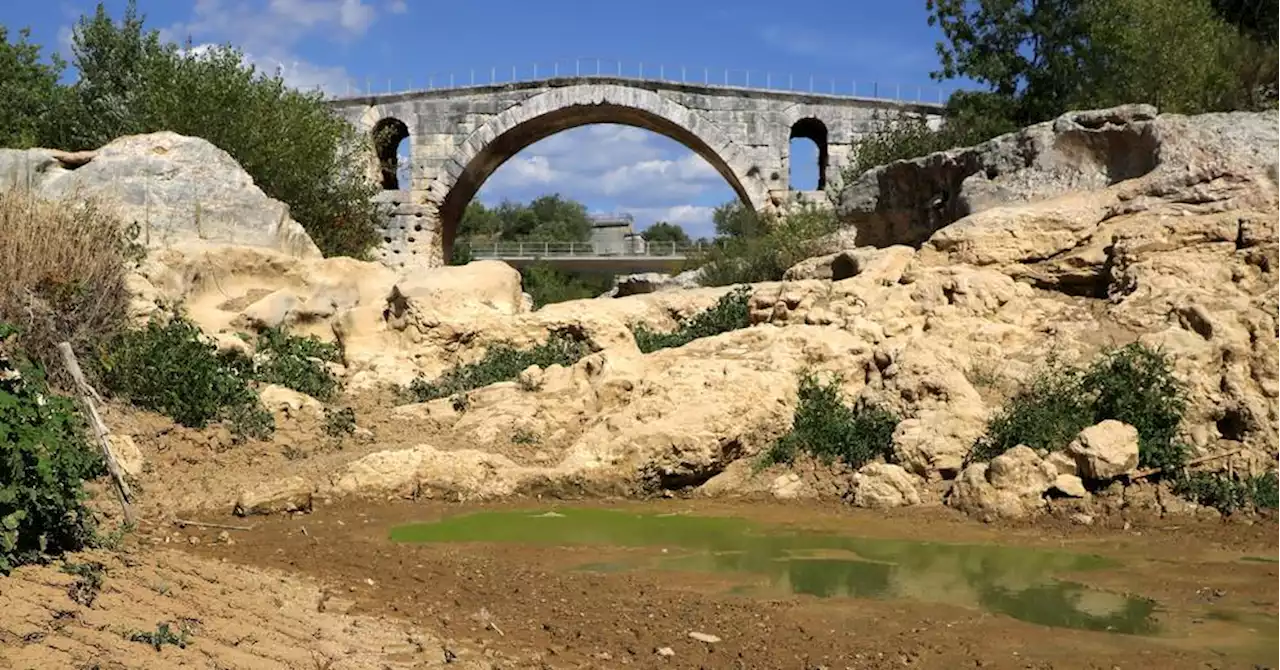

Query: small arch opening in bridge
left=788, top=117, right=829, bottom=191
left=372, top=117, right=410, bottom=190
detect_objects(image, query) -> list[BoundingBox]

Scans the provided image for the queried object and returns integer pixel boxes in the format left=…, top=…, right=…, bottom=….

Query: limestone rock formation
left=1066, top=421, right=1141, bottom=480
left=603, top=268, right=705, bottom=298
left=0, top=132, right=321, bottom=258
left=949, top=446, right=1057, bottom=520
left=234, top=476, right=314, bottom=516
left=97, top=106, right=1277, bottom=521
left=851, top=463, right=922, bottom=508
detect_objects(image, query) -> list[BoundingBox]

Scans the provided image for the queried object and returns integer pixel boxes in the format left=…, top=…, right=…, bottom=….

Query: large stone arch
left=427, top=84, right=769, bottom=260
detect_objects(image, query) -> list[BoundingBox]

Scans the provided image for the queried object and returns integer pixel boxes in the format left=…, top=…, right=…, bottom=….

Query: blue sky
left=3, top=0, right=967, bottom=238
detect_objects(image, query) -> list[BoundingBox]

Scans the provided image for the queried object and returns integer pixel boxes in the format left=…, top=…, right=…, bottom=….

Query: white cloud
left=476, top=124, right=738, bottom=239
left=483, top=155, right=560, bottom=191
left=625, top=205, right=718, bottom=238
left=597, top=153, right=720, bottom=199
left=387, top=0, right=409, bottom=14
left=154, top=0, right=387, bottom=95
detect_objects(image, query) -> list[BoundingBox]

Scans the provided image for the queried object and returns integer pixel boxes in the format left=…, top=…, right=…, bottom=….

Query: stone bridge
left=325, top=77, right=944, bottom=269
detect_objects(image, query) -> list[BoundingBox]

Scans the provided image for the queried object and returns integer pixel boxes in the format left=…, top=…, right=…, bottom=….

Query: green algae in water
left=390, top=508, right=1158, bottom=635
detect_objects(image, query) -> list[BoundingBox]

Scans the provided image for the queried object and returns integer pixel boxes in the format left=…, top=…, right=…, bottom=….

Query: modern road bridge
left=329, top=59, right=948, bottom=270
left=466, top=240, right=704, bottom=274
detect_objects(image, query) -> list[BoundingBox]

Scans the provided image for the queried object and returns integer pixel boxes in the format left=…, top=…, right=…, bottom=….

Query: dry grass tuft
left=0, top=188, right=140, bottom=383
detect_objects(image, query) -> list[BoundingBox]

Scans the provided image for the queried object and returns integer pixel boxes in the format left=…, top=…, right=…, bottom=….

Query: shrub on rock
left=972, top=343, right=1189, bottom=472
left=632, top=286, right=753, bottom=354
left=766, top=371, right=899, bottom=470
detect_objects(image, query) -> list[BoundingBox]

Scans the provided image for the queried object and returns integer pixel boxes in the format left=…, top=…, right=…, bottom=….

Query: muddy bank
left=171, top=499, right=1278, bottom=670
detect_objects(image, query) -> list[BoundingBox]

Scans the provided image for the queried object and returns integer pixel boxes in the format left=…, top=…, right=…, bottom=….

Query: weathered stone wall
left=327, top=78, right=942, bottom=269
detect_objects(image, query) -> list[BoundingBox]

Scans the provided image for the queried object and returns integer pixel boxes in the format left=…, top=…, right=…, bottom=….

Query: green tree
left=641, top=221, right=691, bottom=245
left=712, top=201, right=766, bottom=239
left=0, top=27, right=67, bottom=149
left=43, top=1, right=381, bottom=258
left=1209, top=0, right=1278, bottom=42
left=927, top=0, right=1276, bottom=129
left=458, top=195, right=592, bottom=245
left=1081, top=0, right=1248, bottom=113
left=926, top=0, right=1094, bottom=126
left=452, top=196, right=609, bottom=307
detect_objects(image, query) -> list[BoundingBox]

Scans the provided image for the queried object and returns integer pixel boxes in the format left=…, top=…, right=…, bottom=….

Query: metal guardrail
left=467, top=240, right=706, bottom=258
left=329, top=57, right=962, bottom=104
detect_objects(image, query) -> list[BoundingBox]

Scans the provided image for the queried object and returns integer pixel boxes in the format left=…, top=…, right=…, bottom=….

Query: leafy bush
left=1081, top=343, right=1188, bottom=471
left=95, top=313, right=269, bottom=438
left=322, top=406, right=357, bottom=438
left=521, top=263, right=614, bottom=309
left=695, top=205, right=840, bottom=287
left=972, top=360, right=1094, bottom=463
left=127, top=621, right=192, bottom=651
left=1, top=331, right=104, bottom=575
left=62, top=559, right=107, bottom=606
left=1172, top=471, right=1279, bottom=514
left=972, top=343, right=1189, bottom=470
left=846, top=106, right=1015, bottom=178
left=0, top=190, right=141, bottom=386
left=407, top=332, right=592, bottom=402
left=765, top=371, right=899, bottom=469
left=632, top=286, right=753, bottom=353
left=96, top=313, right=344, bottom=439
left=250, top=327, right=342, bottom=401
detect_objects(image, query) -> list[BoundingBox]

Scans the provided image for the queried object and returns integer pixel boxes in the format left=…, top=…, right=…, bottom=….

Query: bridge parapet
left=467, top=239, right=705, bottom=259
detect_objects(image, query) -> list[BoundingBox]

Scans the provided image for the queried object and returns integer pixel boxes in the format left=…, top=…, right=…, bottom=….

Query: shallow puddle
left=390, top=507, right=1159, bottom=635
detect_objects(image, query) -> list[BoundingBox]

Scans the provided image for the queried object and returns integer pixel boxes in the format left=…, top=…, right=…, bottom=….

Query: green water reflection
left=390, top=508, right=1158, bottom=635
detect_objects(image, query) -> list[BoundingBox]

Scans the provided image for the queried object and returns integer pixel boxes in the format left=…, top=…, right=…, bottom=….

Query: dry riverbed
left=67, top=499, right=1276, bottom=670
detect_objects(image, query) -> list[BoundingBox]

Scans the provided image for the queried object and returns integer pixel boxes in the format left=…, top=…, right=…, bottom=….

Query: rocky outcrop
left=0, top=132, right=321, bottom=258
left=851, top=463, right=922, bottom=508
left=1066, top=421, right=1140, bottom=480
left=97, top=107, right=1277, bottom=520
left=839, top=105, right=1277, bottom=253
left=949, top=446, right=1058, bottom=520
left=602, top=268, right=705, bottom=298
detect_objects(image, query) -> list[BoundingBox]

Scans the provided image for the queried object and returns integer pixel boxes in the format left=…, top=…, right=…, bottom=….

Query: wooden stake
left=57, top=342, right=136, bottom=525
left=1129, top=448, right=1244, bottom=481
left=173, top=518, right=254, bottom=532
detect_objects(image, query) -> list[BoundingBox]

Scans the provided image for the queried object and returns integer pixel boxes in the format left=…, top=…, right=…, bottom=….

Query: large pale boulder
left=1, top=132, right=321, bottom=258
left=948, top=446, right=1056, bottom=520
left=604, top=269, right=704, bottom=297
left=234, top=476, right=314, bottom=516
left=1067, top=421, right=1141, bottom=480
left=851, top=463, right=921, bottom=508
left=328, top=445, right=528, bottom=501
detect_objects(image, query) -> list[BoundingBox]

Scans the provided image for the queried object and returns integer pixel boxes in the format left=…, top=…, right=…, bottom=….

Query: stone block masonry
left=327, top=77, right=943, bottom=269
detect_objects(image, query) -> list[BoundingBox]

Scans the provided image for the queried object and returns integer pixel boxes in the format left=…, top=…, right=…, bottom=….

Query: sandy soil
left=4, top=401, right=1276, bottom=670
